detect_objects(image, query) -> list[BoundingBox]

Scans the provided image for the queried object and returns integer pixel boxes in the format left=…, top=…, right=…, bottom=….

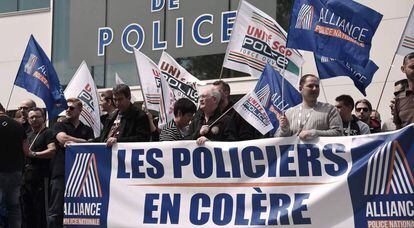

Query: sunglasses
left=355, top=107, right=369, bottom=112
left=67, top=106, right=76, bottom=111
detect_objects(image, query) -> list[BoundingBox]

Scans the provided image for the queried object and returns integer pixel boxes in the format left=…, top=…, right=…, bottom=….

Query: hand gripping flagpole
left=280, top=51, right=289, bottom=115
left=219, top=0, right=243, bottom=80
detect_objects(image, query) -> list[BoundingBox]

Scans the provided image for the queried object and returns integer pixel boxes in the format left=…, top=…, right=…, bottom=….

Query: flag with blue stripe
left=314, top=54, right=378, bottom=96
left=254, top=64, right=302, bottom=134
left=14, top=35, right=67, bottom=119
left=287, top=0, right=383, bottom=66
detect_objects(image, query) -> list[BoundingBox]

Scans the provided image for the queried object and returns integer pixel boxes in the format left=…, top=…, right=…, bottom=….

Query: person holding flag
left=185, top=86, right=229, bottom=145
left=275, top=74, right=343, bottom=140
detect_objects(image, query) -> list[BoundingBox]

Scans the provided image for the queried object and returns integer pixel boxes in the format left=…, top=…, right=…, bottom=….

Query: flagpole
left=134, top=49, right=150, bottom=110
left=219, top=0, right=244, bottom=80
left=375, top=53, right=396, bottom=112
left=5, top=84, right=17, bottom=111
left=207, top=94, right=245, bottom=128
left=375, top=6, right=413, bottom=111
left=218, top=65, right=225, bottom=80
left=207, top=105, right=234, bottom=128
left=280, top=51, right=288, bottom=115
left=320, top=80, right=329, bottom=103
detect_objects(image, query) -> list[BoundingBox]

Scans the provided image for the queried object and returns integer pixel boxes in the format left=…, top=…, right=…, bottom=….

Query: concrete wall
left=0, top=8, right=52, bottom=110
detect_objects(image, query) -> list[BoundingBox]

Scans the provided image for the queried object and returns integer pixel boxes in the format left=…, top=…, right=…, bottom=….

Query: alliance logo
left=295, top=4, right=314, bottom=30
left=65, top=153, right=103, bottom=198
left=24, top=54, right=38, bottom=75
left=255, top=84, right=270, bottom=107
left=364, top=141, right=414, bottom=196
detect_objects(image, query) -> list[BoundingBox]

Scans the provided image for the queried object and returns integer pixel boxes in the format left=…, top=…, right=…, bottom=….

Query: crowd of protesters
left=0, top=52, right=413, bottom=227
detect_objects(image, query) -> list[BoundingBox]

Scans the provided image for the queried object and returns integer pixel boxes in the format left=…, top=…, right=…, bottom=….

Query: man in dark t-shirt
left=394, top=52, right=414, bottom=129
left=0, top=102, right=29, bottom=228
left=48, top=98, right=93, bottom=228
left=22, top=108, right=56, bottom=228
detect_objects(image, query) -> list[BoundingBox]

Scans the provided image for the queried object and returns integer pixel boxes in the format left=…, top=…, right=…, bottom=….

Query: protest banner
left=232, top=91, right=273, bottom=135
left=223, top=0, right=304, bottom=80
left=396, top=7, right=414, bottom=56
left=287, top=0, right=383, bottom=66
left=314, top=54, right=379, bottom=96
left=14, top=35, right=67, bottom=119
left=254, top=64, right=302, bottom=134
left=64, top=125, right=414, bottom=227
left=158, top=51, right=204, bottom=105
left=65, top=61, right=101, bottom=137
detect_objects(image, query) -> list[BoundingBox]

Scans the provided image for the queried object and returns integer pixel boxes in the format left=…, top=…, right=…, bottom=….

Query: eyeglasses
left=355, top=107, right=369, bottom=112
left=67, top=106, right=76, bottom=111
left=18, top=106, right=29, bottom=110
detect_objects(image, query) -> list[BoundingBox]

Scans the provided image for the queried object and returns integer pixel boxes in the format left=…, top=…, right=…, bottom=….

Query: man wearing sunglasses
left=394, top=52, right=414, bottom=129
left=355, top=99, right=381, bottom=133
left=48, top=98, right=94, bottom=227
left=335, top=95, right=370, bottom=136
left=17, top=99, right=37, bottom=133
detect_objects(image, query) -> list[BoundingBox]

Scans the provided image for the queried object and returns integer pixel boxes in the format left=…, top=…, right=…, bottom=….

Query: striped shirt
left=159, top=120, right=182, bottom=141
left=275, top=102, right=343, bottom=138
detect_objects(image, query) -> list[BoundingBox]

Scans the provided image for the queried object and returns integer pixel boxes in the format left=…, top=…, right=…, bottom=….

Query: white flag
left=158, top=51, right=204, bottom=105
left=64, top=61, right=101, bottom=137
left=233, top=91, right=273, bottom=135
left=115, top=72, right=137, bottom=103
left=223, top=0, right=304, bottom=84
left=133, top=49, right=162, bottom=112
left=397, top=7, right=414, bottom=56
left=133, top=49, right=175, bottom=126
left=158, top=70, right=175, bottom=128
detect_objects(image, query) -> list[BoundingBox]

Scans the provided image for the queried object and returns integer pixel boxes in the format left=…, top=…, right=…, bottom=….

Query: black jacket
left=185, top=108, right=229, bottom=141
left=98, top=104, right=151, bottom=142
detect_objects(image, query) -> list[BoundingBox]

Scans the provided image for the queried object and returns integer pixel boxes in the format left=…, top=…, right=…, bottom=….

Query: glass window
left=0, top=0, right=17, bottom=13
left=53, top=0, right=293, bottom=88
left=52, top=0, right=106, bottom=88
left=19, top=0, right=49, bottom=10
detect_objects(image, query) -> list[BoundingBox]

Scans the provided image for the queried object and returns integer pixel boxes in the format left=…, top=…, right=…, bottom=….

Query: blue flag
left=254, top=64, right=302, bottom=134
left=314, top=54, right=378, bottom=96
left=14, top=35, right=67, bottom=119
left=286, top=0, right=382, bottom=66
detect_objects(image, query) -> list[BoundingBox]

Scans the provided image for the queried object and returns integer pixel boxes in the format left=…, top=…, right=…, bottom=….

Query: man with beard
left=22, top=107, right=56, bottom=227
left=394, top=52, right=414, bottom=129
left=275, top=74, right=343, bottom=140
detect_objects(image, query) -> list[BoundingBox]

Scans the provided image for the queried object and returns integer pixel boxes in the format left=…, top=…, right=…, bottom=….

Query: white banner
left=64, top=61, right=101, bottom=137
left=64, top=125, right=414, bottom=227
left=233, top=91, right=273, bottom=134
left=397, top=7, right=414, bottom=56
left=223, top=0, right=304, bottom=83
